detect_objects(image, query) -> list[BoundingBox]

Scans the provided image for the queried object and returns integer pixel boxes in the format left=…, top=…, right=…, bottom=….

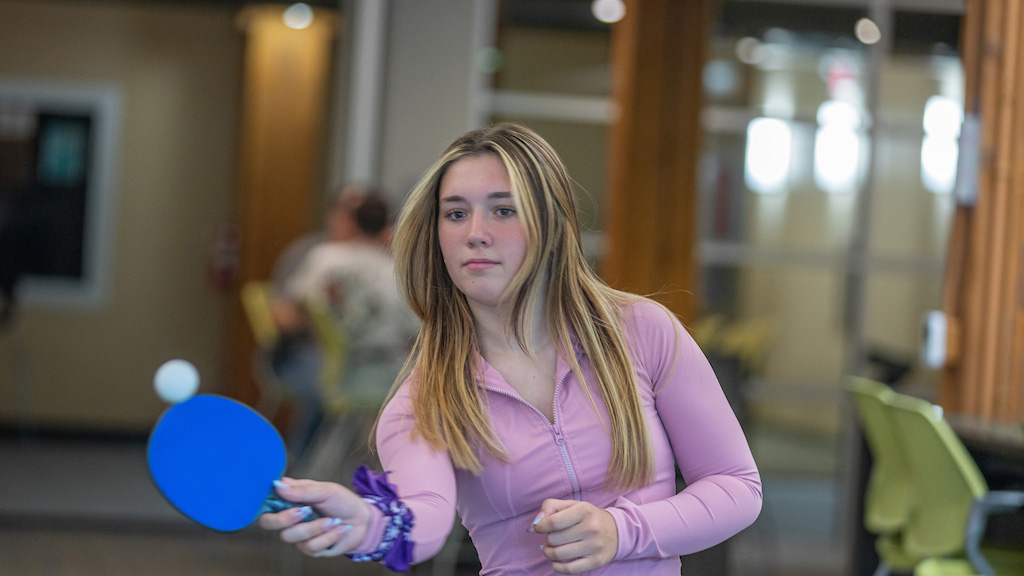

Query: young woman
left=260, top=123, right=762, bottom=575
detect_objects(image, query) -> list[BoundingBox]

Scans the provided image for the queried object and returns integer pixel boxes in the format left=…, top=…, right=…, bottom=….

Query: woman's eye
left=495, top=207, right=516, bottom=217
left=445, top=209, right=467, bottom=220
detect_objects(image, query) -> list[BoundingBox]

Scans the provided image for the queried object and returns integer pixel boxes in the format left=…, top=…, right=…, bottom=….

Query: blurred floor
left=0, top=523, right=391, bottom=576
left=0, top=432, right=847, bottom=576
left=0, top=434, right=444, bottom=576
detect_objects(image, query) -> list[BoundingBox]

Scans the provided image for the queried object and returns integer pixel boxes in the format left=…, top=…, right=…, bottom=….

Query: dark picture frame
left=0, top=79, right=121, bottom=310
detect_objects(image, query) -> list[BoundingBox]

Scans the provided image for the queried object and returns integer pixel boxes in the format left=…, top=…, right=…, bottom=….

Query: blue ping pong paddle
left=147, top=394, right=319, bottom=531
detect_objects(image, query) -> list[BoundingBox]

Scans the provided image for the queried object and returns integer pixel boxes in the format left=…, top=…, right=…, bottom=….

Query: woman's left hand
left=532, top=499, right=618, bottom=574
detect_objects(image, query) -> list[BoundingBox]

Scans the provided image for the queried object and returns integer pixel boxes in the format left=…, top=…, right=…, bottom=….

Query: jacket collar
left=472, top=324, right=586, bottom=391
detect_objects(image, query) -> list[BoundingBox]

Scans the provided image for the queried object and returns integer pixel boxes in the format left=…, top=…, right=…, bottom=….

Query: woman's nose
left=466, top=214, right=491, bottom=246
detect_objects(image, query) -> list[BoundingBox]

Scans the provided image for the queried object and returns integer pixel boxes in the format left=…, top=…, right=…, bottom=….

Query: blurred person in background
left=275, top=190, right=417, bottom=460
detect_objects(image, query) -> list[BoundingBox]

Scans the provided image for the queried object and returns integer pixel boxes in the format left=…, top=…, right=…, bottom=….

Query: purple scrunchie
left=346, top=466, right=414, bottom=572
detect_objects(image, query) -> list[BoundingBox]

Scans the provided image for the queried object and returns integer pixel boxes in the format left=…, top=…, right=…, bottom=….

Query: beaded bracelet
left=346, top=466, right=414, bottom=572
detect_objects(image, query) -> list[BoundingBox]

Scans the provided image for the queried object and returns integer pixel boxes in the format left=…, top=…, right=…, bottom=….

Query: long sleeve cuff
left=350, top=504, right=386, bottom=555
left=344, top=466, right=416, bottom=572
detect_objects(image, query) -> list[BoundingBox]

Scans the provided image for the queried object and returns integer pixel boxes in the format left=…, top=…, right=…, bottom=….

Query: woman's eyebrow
left=439, top=191, right=512, bottom=204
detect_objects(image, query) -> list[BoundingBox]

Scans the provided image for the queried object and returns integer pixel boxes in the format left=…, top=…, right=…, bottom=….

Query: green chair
left=295, top=299, right=397, bottom=481
left=887, top=393, right=1024, bottom=576
left=240, top=281, right=293, bottom=420
left=846, top=377, right=919, bottom=576
left=915, top=557, right=978, bottom=576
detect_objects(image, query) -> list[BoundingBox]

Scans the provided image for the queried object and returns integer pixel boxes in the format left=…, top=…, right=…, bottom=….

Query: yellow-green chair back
left=241, top=281, right=279, bottom=351
left=304, top=299, right=351, bottom=413
left=239, top=281, right=290, bottom=418
left=886, top=393, right=988, bottom=559
left=915, top=558, right=977, bottom=576
left=846, top=377, right=912, bottom=535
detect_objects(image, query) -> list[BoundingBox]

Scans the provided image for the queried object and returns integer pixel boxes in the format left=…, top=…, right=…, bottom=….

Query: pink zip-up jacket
left=357, top=300, right=762, bottom=575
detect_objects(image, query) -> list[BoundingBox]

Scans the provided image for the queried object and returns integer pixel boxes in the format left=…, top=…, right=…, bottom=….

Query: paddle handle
left=260, top=494, right=324, bottom=522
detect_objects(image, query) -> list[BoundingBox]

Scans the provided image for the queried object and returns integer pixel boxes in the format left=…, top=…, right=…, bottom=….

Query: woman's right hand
left=258, top=477, right=373, bottom=557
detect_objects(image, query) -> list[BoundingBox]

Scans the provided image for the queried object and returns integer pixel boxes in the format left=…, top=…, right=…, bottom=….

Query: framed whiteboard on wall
left=0, top=79, right=122, bottom=311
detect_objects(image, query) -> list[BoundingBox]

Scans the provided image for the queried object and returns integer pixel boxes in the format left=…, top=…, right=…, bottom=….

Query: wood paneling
left=601, top=0, right=714, bottom=323
left=940, top=0, right=1024, bottom=424
left=227, top=5, right=336, bottom=406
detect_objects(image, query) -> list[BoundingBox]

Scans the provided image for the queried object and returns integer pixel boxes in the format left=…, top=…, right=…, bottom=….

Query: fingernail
left=295, top=506, right=312, bottom=518
left=328, top=517, right=342, bottom=527
left=528, top=510, right=544, bottom=532
left=273, top=479, right=288, bottom=490
left=340, top=524, right=352, bottom=532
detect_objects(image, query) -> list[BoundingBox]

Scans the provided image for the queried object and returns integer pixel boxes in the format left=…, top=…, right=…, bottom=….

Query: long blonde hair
left=389, top=123, right=653, bottom=490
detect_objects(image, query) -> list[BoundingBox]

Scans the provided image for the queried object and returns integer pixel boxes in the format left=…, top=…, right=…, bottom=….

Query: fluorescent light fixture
left=814, top=100, right=861, bottom=194
left=745, top=117, right=792, bottom=194
left=921, top=95, right=963, bottom=194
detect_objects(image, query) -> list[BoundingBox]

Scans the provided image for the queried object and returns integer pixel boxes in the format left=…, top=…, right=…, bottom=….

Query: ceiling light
left=592, top=0, right=626, bottom=24
left=855, top=18, right=881, bottom=45
left=283, top=3, right=313, bottom=29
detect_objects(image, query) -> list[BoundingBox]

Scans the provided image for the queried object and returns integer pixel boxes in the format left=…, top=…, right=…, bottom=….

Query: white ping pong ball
left=154, top=359, right=200, bottom=404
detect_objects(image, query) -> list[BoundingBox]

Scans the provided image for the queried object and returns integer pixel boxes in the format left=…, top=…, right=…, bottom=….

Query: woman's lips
left=465, top=259, right=497, bottom=271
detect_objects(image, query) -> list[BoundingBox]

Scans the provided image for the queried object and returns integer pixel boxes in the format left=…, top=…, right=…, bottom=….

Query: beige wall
left=0, top=0, right=242, bottom=431
left=378, top=0, right=480, bottom=200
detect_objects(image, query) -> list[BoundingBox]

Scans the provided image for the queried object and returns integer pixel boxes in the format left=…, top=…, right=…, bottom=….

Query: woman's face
left=437, top=154, right=528, bottom=313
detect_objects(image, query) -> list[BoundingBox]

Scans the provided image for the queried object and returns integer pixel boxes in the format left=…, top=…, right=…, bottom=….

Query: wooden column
left=940, top=0, right=1024, bottom=424
left=601, top=0, right=715, bottom=323
left=227, top=5, right=336, bottom=405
